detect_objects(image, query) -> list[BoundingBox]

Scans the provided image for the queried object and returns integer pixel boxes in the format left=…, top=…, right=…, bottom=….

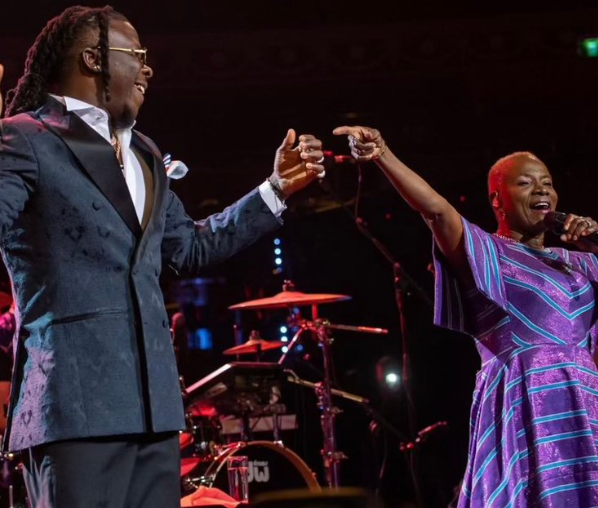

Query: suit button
left=162, top=319, right=168, bottom=328
left=155, top=268, right=160, bottom=277
left=92, top=201, right=102, bottom=210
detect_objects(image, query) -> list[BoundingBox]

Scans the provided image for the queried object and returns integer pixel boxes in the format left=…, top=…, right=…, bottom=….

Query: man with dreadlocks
left=0, top=5, right=325, bottom=507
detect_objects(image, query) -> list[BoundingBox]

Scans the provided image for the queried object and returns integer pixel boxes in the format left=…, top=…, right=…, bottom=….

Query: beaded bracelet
left=268, top=176, right=286, bottom=202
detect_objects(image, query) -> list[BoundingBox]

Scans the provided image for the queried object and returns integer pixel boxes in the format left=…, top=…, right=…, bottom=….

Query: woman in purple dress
left=334, top=125, right=598, bottom=507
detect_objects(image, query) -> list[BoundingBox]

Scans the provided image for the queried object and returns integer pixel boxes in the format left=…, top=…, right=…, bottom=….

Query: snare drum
left=182, top=441, right=320, bottom=500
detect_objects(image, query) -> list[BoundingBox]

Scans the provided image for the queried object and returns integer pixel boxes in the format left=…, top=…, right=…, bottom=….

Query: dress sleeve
left=433, top=217, right=508, bottom=335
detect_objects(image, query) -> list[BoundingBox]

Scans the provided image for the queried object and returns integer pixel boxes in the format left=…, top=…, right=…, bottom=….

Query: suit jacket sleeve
left=161, top=187, right=282, bottom=274
left=0, top=119, right=39, bottom=239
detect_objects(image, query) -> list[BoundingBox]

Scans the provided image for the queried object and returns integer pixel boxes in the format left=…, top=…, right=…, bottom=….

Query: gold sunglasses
left=106, top=46, right=148, bottom=66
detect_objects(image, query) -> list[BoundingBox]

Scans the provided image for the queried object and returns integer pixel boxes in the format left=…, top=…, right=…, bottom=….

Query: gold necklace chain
left=492, top=233, right=549, bottom=253
left=492, top=234, right=575, bottom=274
left=110, top=134, right=124, bottom=169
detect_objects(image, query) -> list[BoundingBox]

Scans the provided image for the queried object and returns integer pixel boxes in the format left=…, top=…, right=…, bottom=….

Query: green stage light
left=580, top=38, right=598, bottom=58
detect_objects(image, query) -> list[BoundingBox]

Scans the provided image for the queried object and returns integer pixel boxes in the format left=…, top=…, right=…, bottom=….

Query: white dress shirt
left=52, top=95, right=286, bottom=220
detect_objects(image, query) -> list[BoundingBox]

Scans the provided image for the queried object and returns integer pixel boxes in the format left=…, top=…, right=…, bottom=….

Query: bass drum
left=182, top=441, right=320, bottom=500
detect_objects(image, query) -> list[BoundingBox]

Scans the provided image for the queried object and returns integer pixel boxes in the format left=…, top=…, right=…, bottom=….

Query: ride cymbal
left=223, top=338, right=285, bottom=356
left=228, top=290, right=350, bottom=310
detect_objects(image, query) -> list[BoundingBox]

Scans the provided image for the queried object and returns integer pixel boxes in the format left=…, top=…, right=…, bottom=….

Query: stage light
left=280, top=326, right=288, bottom=333
left=281, top=336, right=288, bottom=342
left=275, top=258, right=282, bottom=266
left=580, top=38, right=598, bottom=58
left=376, top=355, right=400, bottom=393
left=274, top=238, right=281, bottom=246
left=282, top=346, right=289, bottom=353
left=193, top=328, right=213, bottom=350
left=385, top=372, right=399, bottom=386
left=274, top=248, right=282, bottom=255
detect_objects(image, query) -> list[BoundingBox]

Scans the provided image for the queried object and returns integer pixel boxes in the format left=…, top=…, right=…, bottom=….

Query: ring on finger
left=316, top=156, right=324, bottom=163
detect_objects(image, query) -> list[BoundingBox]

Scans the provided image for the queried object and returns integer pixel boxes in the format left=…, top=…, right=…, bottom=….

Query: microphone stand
left=319, top=170, right=432, bottom=508
left=285, top=367, right=446, bottom=506
left=354, top=217, right=427, bottom=508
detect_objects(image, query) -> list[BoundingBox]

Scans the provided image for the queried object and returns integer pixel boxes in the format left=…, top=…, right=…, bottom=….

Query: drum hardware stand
left=280, top=318, right=388, bottom=488
left=239, top=404, right=253, bottom=442
left=261, top=402, right=286, bottom=443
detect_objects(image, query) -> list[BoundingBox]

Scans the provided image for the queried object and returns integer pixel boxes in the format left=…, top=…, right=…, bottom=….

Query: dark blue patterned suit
left=0, top=97, right=281, bottom=452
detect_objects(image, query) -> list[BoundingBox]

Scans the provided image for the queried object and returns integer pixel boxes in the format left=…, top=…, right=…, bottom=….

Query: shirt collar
left=50, top=94, right=135, bottom=145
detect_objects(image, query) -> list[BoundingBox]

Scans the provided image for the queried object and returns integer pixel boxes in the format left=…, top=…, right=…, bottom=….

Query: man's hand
left=270, top=129, right=325, bottom=199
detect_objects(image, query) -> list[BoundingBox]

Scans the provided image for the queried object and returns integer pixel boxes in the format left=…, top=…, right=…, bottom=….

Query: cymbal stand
left=314, top=319, right=345, bottom=489
left=277, top=316, right=343, bottom=487
left=277, top=327, right=304, bottom=365
left=280, top=315, right=388, bottom=488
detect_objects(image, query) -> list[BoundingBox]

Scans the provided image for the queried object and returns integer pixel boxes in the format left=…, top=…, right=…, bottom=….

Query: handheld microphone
left=544, top=211, right=598, bottom=245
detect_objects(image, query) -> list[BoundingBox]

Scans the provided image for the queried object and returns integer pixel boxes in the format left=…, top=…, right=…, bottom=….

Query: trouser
left=21, top=432, right=180, bottom=508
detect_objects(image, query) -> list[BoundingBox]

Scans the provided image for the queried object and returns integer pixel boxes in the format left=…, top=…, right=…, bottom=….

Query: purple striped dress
left=434, top=218, right=598, bottom=508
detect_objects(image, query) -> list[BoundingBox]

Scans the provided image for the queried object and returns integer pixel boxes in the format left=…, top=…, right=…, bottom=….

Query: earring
left=499, top=208, right=506, bottom=220
left=94, top=65, right=101, bottom=71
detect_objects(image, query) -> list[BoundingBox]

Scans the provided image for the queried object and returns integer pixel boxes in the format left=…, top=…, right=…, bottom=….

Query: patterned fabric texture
left=434, top=218, right=598, bottom=508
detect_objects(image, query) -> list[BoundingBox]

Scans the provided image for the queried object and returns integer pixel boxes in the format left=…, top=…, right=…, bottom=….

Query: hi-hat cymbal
left=228, top=290, right=351, bottom=310
left=223, top=338, right=285, bottom=356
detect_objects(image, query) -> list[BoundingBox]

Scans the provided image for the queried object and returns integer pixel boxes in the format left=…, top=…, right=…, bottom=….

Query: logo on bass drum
left=248, top=461, right=270, bottom=483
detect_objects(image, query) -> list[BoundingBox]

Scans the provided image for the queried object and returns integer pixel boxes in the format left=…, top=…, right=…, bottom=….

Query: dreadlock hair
left=4, top=5, right=127, bottom=118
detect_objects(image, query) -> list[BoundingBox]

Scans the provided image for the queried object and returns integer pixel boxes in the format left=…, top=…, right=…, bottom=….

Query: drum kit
left=178, top=281, right=388, bottom=502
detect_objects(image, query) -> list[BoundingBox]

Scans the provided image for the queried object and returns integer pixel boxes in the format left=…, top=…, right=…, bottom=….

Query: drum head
left=179, top=431, right=193, bottom=450
left=184, top=441, right=319, bottom=500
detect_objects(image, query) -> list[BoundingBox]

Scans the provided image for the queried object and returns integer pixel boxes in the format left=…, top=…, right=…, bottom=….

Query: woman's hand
left=333, top=125, right=386, bottom=162
left=560, top=214, right=598, bottom=252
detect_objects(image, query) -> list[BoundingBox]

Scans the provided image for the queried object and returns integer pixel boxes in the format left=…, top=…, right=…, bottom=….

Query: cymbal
left=223, top=338, right=285, bottom=356
left=228, top=290, right=351, bottom=310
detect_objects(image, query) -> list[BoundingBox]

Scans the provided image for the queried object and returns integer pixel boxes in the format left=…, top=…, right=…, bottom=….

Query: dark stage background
left=3, top=1, right=598, bottom=507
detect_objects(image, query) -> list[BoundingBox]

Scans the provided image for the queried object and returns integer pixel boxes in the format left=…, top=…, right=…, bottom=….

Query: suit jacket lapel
left=131, top=131, right=167, bottom=238
left=36, top=99, right=142, bottom=238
